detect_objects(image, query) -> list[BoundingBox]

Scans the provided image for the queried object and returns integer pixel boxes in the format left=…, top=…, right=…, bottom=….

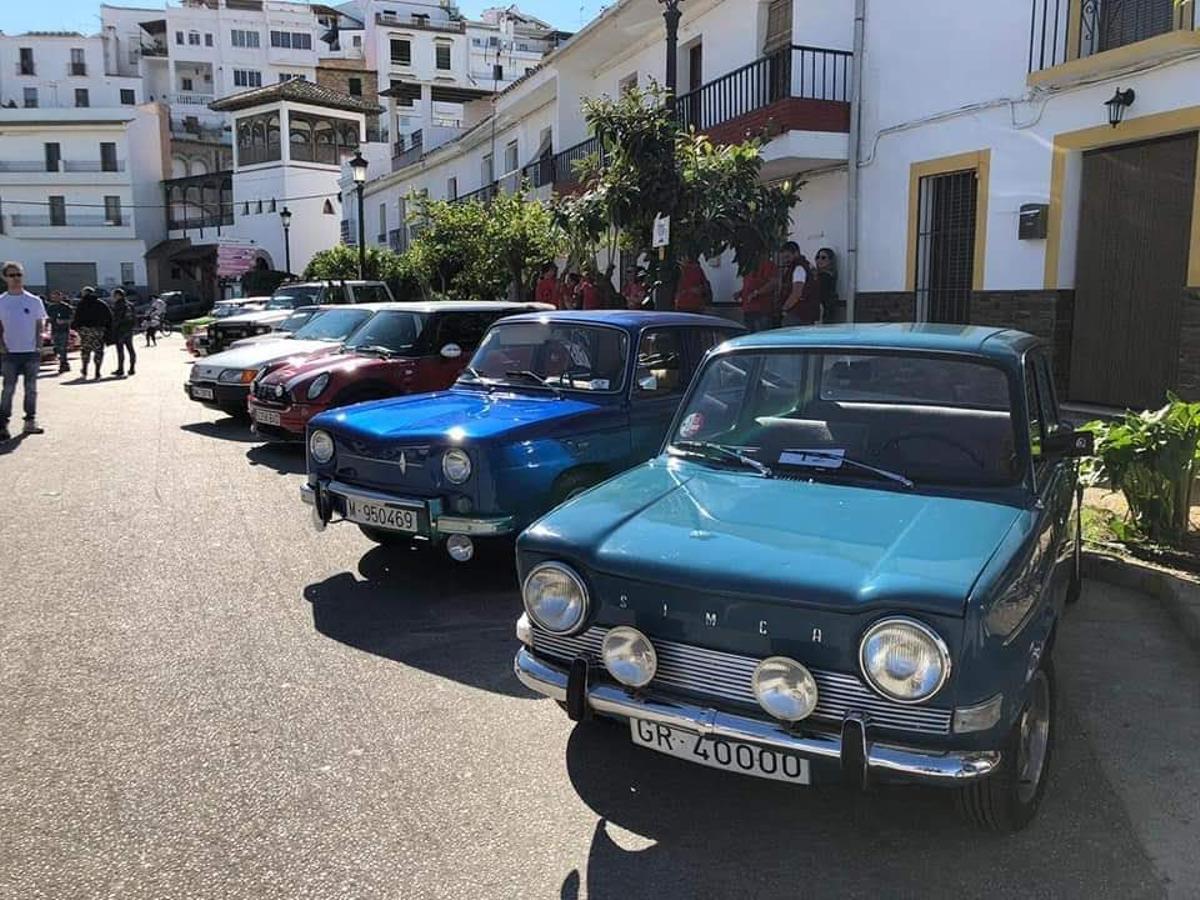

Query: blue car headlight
left=522, top=562, right=588, bottom=635
left=859, top=617, right=951, bottom=704
left=442, top=448, right=472, bottom=484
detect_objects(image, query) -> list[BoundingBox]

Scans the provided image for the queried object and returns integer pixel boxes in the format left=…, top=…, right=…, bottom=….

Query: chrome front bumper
left=514, top=647, right=1001, bottom=787
left=301, top=480, right=515, bottom=537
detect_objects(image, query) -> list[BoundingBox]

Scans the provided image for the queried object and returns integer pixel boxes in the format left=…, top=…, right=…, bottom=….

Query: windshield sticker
left=679, top=412, right=705, bottom=439
left=780, top=448, right=845, bottom=469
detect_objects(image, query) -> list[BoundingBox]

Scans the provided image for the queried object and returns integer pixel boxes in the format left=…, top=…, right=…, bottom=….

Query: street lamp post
left=656, top=0, right=683, bottom=311
left=279, top=206, right=292, bottom=275
left=350, top=151, right=368, bottom=280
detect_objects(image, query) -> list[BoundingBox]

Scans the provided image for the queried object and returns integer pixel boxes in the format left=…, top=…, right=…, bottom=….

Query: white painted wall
left=0, top=34, right=143, bottom=109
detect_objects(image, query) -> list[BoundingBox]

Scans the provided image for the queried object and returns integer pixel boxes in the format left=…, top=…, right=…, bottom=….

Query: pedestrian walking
left=110, top=288, right=137, bottom=377
left=779, top=242, right=818, bottom=326
left=45, top=290, right=75, bottom=373
left=72, top=286, right=113, bottom=381
left=145, top=294, right=166, bottom=346
left=735, top=256, right=779, bottom=332
left=0, top=261, right=47, bottom=440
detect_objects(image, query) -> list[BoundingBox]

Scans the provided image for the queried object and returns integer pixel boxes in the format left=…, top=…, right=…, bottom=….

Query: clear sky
left=1, top=2, right=609, bottom=36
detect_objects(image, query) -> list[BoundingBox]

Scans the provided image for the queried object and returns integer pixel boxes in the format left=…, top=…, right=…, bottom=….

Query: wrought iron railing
left=375, top=12, right=464, bottom=33
left=453, top=182, right=499, bottom=204
left=11, top=214, right=127, bottom=228
left=171, top=93, right=215, bottom=106
left=1029, top=0, right=1196, bottom=73
left=676, top=44, right=851, bottom=134
left=549, top=136, right=601, bottom=187
left=392, top=129, right=423, bottom=170
left=168, top=212, right=233, bottom=231
left=69, top=62, right=87, bottom=76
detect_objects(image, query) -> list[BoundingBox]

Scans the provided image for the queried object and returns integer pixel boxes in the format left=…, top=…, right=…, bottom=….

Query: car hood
left=265, top=351, right=408, bottom=386
left=219, top=310, right=288, bottom=325
left=315, top=387, right=605, bottom=442
left=197, top=339, right=333, bottom=372
left=525, top=460, right=1025, bottom=617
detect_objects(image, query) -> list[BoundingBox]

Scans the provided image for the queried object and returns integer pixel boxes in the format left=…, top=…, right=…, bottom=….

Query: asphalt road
left=1, top=338, right=1196, bottom=899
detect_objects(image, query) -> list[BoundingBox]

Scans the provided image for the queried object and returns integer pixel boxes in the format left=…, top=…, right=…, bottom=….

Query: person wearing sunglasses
left=0, top=261, right=47, bottom=440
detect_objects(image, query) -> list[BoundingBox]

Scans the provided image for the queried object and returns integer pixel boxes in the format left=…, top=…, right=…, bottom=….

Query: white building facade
left=0, top=105, right=168, bottom=295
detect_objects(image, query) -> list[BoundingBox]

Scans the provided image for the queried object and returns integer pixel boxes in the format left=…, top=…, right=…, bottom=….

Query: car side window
left=634, top=329, right=684, bottom=397
left=1035, top=353, right=1060, bottom=434
left=1025, top=359, right=1045, bottom=462
left=437, top=313, right=492, bottom=351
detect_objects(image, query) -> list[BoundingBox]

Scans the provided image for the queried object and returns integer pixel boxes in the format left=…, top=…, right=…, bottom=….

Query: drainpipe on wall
left=846, top=0, right=866, bottom=323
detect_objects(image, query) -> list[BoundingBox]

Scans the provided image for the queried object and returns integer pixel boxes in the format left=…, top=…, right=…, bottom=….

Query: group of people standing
left=0, top=258, right=168, bottom=442
left=531, top=243, right=838, bottom=332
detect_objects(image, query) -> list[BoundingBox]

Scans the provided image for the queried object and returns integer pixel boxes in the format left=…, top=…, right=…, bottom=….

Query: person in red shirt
left=534, top=262, right=560, bottom=308
left=579, top=268, right=604, bottom=310
left=735, top=256, right=779, bottom=332
left=621, top=265, right=648, bottom=309
left=674, top=258, right=710, bottom=312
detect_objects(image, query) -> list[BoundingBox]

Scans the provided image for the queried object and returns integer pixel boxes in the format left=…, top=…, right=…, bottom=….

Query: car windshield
left=343, top=311, right=431, bottom=354
left=213, top=304, right=250, bottom=319
left=463, top=321, right=629, bottom=392
left=672, top=349, right=1018, bottom=487
left=292, top=308, right=372, bottom=342
left=277, top=310, right=315, bottom=333
left=269, top=285, right=324, bottom=309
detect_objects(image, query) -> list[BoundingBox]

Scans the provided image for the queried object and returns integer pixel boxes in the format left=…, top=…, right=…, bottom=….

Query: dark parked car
left=303, top=310, right=743, bottom=562
left=513, top=324, right=1092, bottom=833
left=159, top=291, right=212, bottom=323
left=248, top=301, right=547, bottom=442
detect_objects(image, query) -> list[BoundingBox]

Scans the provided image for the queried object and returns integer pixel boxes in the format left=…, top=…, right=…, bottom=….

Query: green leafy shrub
left=303, top=244, right=406, bottom=282
left=1081, top=394, right=1200, bottom=545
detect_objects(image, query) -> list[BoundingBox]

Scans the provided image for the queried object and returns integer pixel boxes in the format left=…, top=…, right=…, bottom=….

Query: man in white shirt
left=0, top=261, right=47, bottom=440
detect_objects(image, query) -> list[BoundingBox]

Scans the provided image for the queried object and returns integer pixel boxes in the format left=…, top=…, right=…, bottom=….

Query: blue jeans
left=52, top=330, right=70, bottom=367
left=0, top=352, right=39, bottom=429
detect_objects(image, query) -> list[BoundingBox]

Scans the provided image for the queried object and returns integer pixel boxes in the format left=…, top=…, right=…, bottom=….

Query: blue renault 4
left=513, top=324, right=1093, bottom=832
left=302, top=310, right=743, bottom=561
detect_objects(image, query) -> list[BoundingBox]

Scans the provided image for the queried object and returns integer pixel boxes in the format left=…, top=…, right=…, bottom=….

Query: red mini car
left=247, top=300, right=547, bottom=441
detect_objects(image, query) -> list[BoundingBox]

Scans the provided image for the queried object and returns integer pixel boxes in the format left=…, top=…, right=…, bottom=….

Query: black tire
left=552, top=468, right=603, bottom=506
left=1067, top=502, right=1083, bottom=605
left=956, top=660, right=1055, bottom=833
left=357, top=525, right=415, bottom=548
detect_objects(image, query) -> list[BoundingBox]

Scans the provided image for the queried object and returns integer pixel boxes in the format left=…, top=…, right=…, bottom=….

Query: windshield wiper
left=777, top=448, right=914, bottom=489
left=352, top=344, right=400, bottom=357
left=460, top=365, right=494, bottom=392
left=505, top=370, right=561, bottom=395
left=669, top=440, right=773, bottom=477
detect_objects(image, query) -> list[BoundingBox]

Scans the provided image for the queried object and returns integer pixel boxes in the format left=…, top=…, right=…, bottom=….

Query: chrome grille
left=532, top=626, right=953, bottom=735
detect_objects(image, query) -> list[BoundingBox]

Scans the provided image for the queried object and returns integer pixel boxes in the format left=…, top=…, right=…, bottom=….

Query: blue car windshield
left=673, top=350, right=1020, bottom=487
left=464, top=322, right=629, bottom=392
left=292, top=308, right=372, bottom=342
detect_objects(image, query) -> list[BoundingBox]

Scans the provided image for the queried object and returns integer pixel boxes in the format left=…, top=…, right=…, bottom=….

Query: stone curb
left=1082, top=549, right=1200, bottom=652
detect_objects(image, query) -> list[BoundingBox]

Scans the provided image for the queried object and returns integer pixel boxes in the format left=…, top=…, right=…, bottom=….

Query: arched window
left=190, top=158, right=208, bottom=176
left=266, top=112, right=281, bottom=160
left=322, top=199, right=334, bottom=215
left=313, top=118, right=336, bottom=165
left=171, top=157, right=188, bottom=179
left=289, top=113, right=313, bottom=162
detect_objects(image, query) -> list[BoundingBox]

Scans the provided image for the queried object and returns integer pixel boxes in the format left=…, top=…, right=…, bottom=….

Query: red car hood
left=260, top=350, right=415, bottom=389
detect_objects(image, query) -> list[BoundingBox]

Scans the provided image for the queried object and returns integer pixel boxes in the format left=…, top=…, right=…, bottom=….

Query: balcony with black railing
left=392, top=129, right=424, bottom=172
left=1029, top=0, right=1198, bottom=77
left=164, top=170, right=234, bottom=231
left=452, top=182, right=499, bottom=205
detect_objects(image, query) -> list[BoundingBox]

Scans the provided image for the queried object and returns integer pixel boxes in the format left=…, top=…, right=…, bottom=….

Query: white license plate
left=630, top=719, right=810, bottom=784
left=345, top=497, right=420, bottom=533
left=191, top=385, right=215, bottom=400
left=255, top=408, right=281, bottom=426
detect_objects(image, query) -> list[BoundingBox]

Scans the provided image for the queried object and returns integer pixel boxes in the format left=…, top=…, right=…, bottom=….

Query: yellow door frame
left=1044, top=106, right=1200, bottom=290
left=905, top=150, right=991, bottom=294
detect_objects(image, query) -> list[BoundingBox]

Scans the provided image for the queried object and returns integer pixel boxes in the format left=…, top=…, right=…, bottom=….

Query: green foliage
left=556, top=83, right=799, bottom=296
left=1081, top=394, right=1200, bottom=545
left=302, top=243, right=407, bottom=282
left=239, top=269, right=290, bottom=297
left=405, top=189, right=562, bottom=301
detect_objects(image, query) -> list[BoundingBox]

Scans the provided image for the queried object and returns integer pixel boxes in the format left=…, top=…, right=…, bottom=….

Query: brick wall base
left=855, top=290, right=1075, bottom=395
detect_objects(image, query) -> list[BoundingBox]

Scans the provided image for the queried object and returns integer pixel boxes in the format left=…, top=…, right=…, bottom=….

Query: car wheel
left=552, top=468, right=603, bottom=505
left=1067, top=504, right=1082, bottom=605
left=357, top=525, right=415, bottom=549
left=956, top=660, right=1055, bottom=833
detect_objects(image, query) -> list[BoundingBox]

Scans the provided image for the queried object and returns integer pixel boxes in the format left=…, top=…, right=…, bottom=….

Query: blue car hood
left=525, top=460, right=1026, bottom=617
left=316, top=387, right=606, bottom=442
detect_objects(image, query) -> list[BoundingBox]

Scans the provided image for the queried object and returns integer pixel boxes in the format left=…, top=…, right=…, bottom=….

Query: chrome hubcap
left=1016, top=670, right=1050, bottom=804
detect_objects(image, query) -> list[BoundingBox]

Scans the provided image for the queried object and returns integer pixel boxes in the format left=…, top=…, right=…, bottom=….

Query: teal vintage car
left=513, top=324, right=1093, bottom=833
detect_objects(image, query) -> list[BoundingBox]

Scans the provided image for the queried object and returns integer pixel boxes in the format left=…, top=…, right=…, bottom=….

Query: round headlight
left=752, top=657, right=818, bottom=721
left=601, top=626, right=657, bottom=688
left=522, top=562, right=588, bottom=635
left=309, top=429, right=335, bottom=465
left=442, top=448, right=472, bottom=484
left=859, top=618, right=951, bottom=704
left=306, top=372, right=331, bottom=400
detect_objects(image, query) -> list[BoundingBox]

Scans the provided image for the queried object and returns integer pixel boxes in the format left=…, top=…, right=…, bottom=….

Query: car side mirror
left=1043, top=429, right=1094, bottom=459
left=441, top=343, right=463, bottom=359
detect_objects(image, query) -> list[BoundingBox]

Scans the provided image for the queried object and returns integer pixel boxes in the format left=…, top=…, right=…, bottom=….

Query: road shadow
left=180, top=419, right=256, bottom=442
left=557, top=702, right=1163, bottom=899
left=246, top=442, right=306, bottom=475
left=304, top=541, right=533, bottom=698
left=0, top=433, right=29, bottom=456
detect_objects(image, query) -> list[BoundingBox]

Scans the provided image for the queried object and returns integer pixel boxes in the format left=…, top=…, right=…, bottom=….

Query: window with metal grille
left=105, top=196, right=122, bottom=225
left=436, top=43, right=451, bottom=70
left=120, top=89, right=135, bottom=105
left=100, top=142, right=118, bottom=172
left=914, top=169, right=977, bottom=324
left=75, top=89, right=89, bottom=108
left=391, top=38, right=412, bottom=65
left=233, top=69, right=262, bottom=88
left=49, top=196, right=66, bottom=226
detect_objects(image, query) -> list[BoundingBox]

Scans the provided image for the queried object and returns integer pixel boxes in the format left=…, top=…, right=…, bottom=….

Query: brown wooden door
left=1070, top=133, right=1195, bottom=409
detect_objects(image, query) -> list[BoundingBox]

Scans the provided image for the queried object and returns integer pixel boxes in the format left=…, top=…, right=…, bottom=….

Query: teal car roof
left=721, top=323, right=1040, bottom=362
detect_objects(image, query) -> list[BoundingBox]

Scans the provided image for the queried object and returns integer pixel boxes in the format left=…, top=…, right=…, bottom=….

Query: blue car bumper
left=301, top=479, right=515, bottom=538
